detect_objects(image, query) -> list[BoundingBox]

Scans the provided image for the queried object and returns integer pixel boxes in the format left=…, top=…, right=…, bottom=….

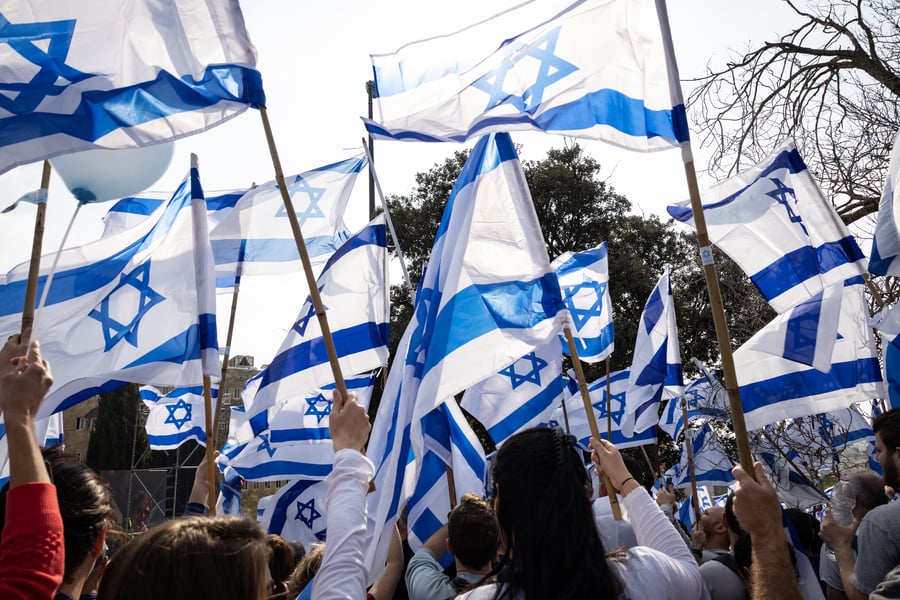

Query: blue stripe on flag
left=485, top=381, right=561, bottom=445
left=146, top=426, right=206, bottom=446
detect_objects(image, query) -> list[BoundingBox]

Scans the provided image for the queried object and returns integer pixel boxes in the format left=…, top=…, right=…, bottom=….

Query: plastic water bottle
left=831, top=476, right=856, bottom=526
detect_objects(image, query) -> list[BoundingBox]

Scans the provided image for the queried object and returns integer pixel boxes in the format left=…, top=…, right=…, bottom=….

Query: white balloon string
left=31, top=202, right=83, bottom=338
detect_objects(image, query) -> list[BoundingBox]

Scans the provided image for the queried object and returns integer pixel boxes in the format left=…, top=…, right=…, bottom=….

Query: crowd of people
left=2, top=330, right=900, bottom=599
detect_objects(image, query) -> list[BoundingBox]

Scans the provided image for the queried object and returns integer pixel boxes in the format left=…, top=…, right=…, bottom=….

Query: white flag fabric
left=365, top=0, right=688, bottom=151
left=754, top=435, right=828, bottom=509
left=658, top=372, right=729, bottom=443
left=553, top=242, right=615, bottom=362
left=0, top=157, right=220, bottom=418
left=735, top=280, right=883, bottom=430
left=869, top=129, right=900, bottom=276
left=621, top=266, right=684, bottom=436
left=258, top=477, right=330, bottom=548
left=667, top=141, right=866, bottom=314
left=0, top=1, right=264, bottom=175
left=738, top=283, right=844, bottom=374
left=215, top=466, right=243, bottom=517
left=0, top=413, right=64, bottom=489
left=364, top=132, right=566, bottom=581
left=459, top=340, right=563, bottom=446
left=548, top=369, right=657, bottom=450
left=666, top=421, right=734, bottom=489
left=141, top=385, right=217, bottom=450
left=240, top=218, right=389, bottom=423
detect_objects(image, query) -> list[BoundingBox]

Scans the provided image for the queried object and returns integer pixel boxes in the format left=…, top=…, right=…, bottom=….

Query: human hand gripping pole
left=589, top=437, right=641, bottom=497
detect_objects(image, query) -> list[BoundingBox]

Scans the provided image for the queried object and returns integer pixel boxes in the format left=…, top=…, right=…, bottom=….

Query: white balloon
left=50, top=142, right=175, bottom=203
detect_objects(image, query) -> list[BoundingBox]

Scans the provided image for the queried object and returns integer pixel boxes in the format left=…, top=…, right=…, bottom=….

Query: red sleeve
left=0, top=482, right=65, bottom=599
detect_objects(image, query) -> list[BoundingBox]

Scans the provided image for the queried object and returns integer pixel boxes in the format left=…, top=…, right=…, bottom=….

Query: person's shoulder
left=862, top=500, right=900, bottom=527
left=456, top=583, right=500, bottom=599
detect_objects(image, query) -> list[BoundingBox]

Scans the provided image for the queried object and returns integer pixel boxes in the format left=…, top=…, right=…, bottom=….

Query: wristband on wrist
left=617, top=477, right=635, bottom=489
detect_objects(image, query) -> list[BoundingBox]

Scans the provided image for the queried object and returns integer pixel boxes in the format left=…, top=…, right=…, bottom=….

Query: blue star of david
left=472, top=26, right=577, bottom=113
left=685, top=386, right=704, bottom=409
left=292, top=293, right=325, bottom=337
left=295, top=497, right=322, bottom=529
left=766, top=177, right=808, bottom=236
left=592, top=390, right=626, bottom=426
left=563, top=281, right=606, bottom=330
left=274, top=175, right=327, bottom=226
left=163, top=399, right=192, bottom=430
left=0, top=13, right=95, bottom=114
left=305, top=393, right=333, bottom=424
left=499, top=352, right=547, bottom=390
left=257, top=433, right=277, bottom=458
left=88, top=261, right=165, bottom=352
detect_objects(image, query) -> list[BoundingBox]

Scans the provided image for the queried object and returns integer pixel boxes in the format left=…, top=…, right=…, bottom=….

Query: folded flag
left=666, top=421, right=734, bottom=489
left=365, top=0, right=688, bottom=150
left=258, top=477, right=330, bottom=548
left=667, top=141, right=866, bottom=314
left=869, top=129, right=900, bottom=276
left=0, top=0, right=264, bottom=175
left=0, top=155, right=220, bottom=418
left=552, top=242, right=615, bottom=362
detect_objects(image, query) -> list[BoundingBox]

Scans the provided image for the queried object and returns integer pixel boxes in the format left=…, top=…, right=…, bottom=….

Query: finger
left=752, top=461, right=768, bottom=485
left=332, top=389, right=344, bottom=412
left=26, top=340, right=41, bottom=367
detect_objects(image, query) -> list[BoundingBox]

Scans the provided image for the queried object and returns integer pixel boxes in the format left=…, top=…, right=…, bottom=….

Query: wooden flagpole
left=257, top=106, right=348, bottom=399
left=682, top=398, right=701, bottom=520
left=564, top=327, right=622, bottom=519
left=654, top=0, right=753, bottom=472
left=446, top=464, right=458, bottom=510
left=209, top=257, right=244, bottom=452
left=605, top=356, right=613, bottom=438
left=203, top=374, right=217, bottom=514
left=559, top=395, right=572, bottom=434
left=21, top=161, right=51, bottom=334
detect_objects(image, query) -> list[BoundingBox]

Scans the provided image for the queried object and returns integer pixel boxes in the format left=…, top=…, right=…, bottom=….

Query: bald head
left=849, top=471, right=888, bottom=517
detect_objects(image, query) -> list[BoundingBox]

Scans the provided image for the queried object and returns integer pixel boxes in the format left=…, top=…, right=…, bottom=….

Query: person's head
left=287, top=543, right=325, bottom=598
left=267, top=534, right=296, bottom=596
left=699, top=506, right=729, bottom=549
left=849, top=471, right=888, bottom=520
left=129, top=490, right=153, bottom=532
left=43, top=446, right=114, bottom=588
left=489, top=427, right=622, bottom=598
left=98, top=516, right=271, bottom=600
left=447, top=493, right=499, bottom=571
left=873, top=409, right=900, bottom=488
left=784, top=508, right=820, bottom=556
left=724, top=492, right=745, bottom=545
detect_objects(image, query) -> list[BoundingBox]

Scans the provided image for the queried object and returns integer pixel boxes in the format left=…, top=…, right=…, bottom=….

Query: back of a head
left=874, top=409, right=900, bottom=450
left=448, top=493, right=499, bottom=570
left=491, top=427, right=622, bottom=599
left=288, top=543, right=326, bottom=597
left=98, top=515, right=270, bottom=600
left=784, top=508, right=819, bottom=555
left=267, top=534, right=296, bottom=585
left=44, top=446, right=114, bottom=583
left=724, top=492, right=744, bottom=537
left=849, top=471, right=888, bottom=512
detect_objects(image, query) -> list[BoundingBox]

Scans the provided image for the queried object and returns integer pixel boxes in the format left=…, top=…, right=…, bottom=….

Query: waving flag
left=659, top=380, right=703, bottom=443
left=141, top=385, right=217, bottom=450
left=734, top=280, right=882, bottom=430
left=667, top=141, right=866, bottom=314
left=667, top=422, right=734, bottom=489
left=215, top=466, right=243, bottom=517
left=755, top=443, right=828, bottom=509
left=675, top=486, right=714, bottom=530
left=621, top=267, right=684, bottom=436
left=365, top=0, right=687, bottom=150
left=259, top=477, right=330, bottom=548
left=407, top=399, right=487, bottom=551
left=209, top=155, right=367, bottom=283
left=241, top=217, right=389, bottom=423
left=0, top=1, right=264, bottom=175
left=364, top=132, right=566, bottom=580
left=0, top=413, right=64, bottom=488
left=101, top=190, right=245, bottom=238
left=553, top=242, right=615, bottom=362
left=548, top=369, right=657, bottom=450
left=460, top=340, right=563, bottom=445
left=869, top=129, right=900, bottom=276
left=0, top=156, right=219, bottom=418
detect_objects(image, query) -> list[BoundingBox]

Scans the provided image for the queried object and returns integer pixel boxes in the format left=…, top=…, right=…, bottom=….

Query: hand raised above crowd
left=329, top=389, right=370, bottom=453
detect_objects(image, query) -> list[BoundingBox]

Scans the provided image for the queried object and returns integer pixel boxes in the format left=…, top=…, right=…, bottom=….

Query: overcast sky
left=0, top=0, right=800, bottom=365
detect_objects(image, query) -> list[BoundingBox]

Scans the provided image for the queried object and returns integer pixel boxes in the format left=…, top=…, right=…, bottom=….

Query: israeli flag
left=0, top=413, right=65, bottom=489
left=215, top=465, right=243, bottom=517
left=141, top=385, right=217, bottom=450
left=548, top=369, right=657, bottom=451
left=734, top=280, right=883, bottom=430
left=101, top=190, right=245, bottom=239
left=738, top=282, right=844, bottom=374
left=259, top=477, right=330, bottom=548
left=209, top=155, right=367, bottom=284
left=0, top=156, right=220, bottom=418
left=459, top=340, right=563, bottom=446
left=755, top=445, right=828, bottom=509
left=659, top=383, right=702, bottom=443
left=621, top=267, right=684, bottom=436
left=241, top=217, right=389, bottom=423
left=869, top=129, right=900, bottom=276
left=0, top=1, right=264, bottom=175
left=224, top=432, right=333, bottom=483
left=220, top=404, right=252, bottom=460
left=668, top=141, right=866, bottom=314
left=407, top=400, right=487, bottom=552
left=364, top=132, right=566, bottom=581
left=366, top=0, right=688, bottom=151
left=553, top=242, right=615, bottom=362
left=675, top=486, right=714, bottom=530
left=873, top=302, right=900, bottom=411
left=667, top=421, right=734, bottom=489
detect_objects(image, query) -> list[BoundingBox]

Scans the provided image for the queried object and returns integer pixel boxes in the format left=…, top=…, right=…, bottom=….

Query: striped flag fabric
left=869, top=129, right=900, bottom=276
left=141, top=385, right=217, bottom=450
left=553, top=242, right=615, bottom=362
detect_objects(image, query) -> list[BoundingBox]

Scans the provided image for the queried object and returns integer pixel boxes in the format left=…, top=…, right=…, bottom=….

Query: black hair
left=874, top=409, right=900, bottom=454
left=724, top=491, right=744, bottom=536
left=488, top=427, right=623, bottom=600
